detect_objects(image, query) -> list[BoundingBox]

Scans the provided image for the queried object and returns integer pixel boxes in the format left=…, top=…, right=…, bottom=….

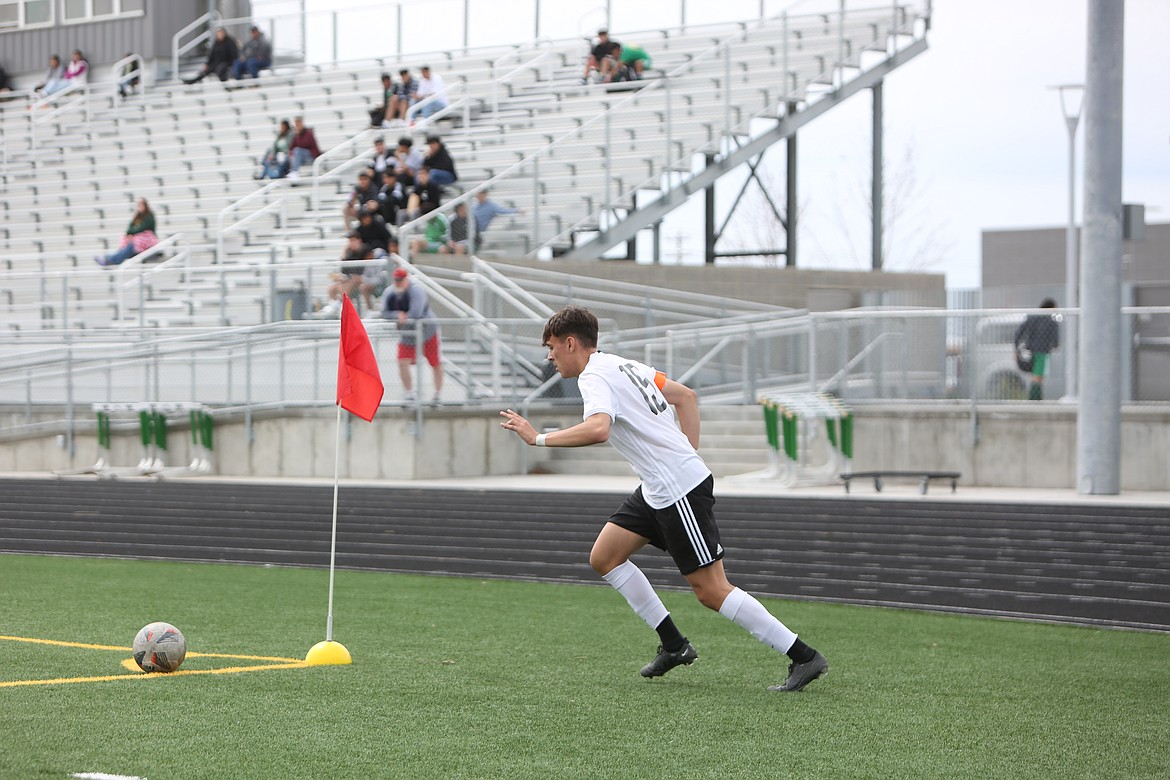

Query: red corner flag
left=336, top=296, right=384, bottom=422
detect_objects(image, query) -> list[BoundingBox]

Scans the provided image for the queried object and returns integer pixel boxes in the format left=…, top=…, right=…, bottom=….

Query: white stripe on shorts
left=675, top=496, right=712, bottom=567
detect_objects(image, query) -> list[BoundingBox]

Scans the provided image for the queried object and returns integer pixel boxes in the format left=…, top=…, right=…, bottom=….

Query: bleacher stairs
left=1, top=3, right=928, bottom=331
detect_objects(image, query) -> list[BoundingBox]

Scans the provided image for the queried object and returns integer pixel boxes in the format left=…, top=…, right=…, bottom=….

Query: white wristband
left=534, top=433, right=547, bottom=447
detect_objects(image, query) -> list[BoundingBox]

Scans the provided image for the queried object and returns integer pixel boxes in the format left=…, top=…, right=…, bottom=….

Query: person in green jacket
left=259, top=118, right=293, bottom=179
left=409, top=202, right=450, bottom=254
left=95, top=197, right=158, bottom=266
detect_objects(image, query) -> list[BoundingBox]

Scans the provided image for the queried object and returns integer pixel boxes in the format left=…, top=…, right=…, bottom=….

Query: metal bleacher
left=0, top=2, right=929, bottom=331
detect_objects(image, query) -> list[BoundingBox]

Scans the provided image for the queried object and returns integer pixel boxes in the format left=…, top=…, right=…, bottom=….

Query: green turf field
left=1, top=553, right=1167, bottom=779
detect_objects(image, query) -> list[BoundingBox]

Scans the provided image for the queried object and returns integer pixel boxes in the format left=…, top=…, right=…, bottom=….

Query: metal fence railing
left=2, top=306, right=1167, bottom=449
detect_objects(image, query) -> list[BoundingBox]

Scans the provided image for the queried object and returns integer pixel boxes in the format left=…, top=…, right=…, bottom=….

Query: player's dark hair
left=1039, top=298, right=1057, bottom=308
left=543, top=305, right=598, bottom=348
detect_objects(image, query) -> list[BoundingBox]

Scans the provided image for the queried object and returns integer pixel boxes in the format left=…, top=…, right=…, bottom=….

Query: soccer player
left=499, top=305, right=828, bottom=692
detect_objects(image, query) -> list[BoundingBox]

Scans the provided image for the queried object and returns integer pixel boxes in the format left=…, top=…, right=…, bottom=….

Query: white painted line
left=70, top=773, right=147, bottom=780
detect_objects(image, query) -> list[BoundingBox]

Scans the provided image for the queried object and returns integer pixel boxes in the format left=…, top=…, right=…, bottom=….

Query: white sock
left=602, top=560, right=670, bottom=630
left=718, top=587, right=797, bottom=654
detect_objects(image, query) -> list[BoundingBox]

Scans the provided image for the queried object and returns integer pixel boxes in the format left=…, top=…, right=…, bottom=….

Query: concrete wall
left=4, top=404, right=1168, bottom=490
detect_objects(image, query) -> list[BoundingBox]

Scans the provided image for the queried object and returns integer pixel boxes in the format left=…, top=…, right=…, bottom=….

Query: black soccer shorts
left=609, top=475, right=724, bottom=575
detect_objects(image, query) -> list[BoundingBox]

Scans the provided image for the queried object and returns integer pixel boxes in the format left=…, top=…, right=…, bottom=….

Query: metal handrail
left=110, top=53, right=146, bottom=103
left=309, top=127, right=381, bottom=211
left=172, top=11, right=221, bottom=81
left=215, top=179, right=290, bottom=264
left=491, top=37, right=554, bottom=120
left=28, top=80, right=91, bottom=167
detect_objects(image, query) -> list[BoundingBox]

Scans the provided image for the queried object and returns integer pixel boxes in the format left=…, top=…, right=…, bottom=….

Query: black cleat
left=768, top=651, right=828, bottom=692
left=640, top=641, right=698, bottom=678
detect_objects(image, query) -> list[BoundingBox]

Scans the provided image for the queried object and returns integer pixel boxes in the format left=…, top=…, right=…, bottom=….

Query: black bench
left=840, top=471, right=960, bottom=495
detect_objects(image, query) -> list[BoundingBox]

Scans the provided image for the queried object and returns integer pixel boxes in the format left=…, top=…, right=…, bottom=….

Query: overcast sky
left=261, top=0, right=1169, bottom=289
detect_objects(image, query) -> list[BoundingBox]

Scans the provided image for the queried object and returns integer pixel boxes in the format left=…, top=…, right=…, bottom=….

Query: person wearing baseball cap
left=382, top=267, right=443, bottom=403
left=581, top=28, right=620, bottom=84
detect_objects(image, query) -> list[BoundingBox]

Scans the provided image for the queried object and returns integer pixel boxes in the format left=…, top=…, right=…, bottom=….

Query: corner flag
left=336, top=296, right=384, bottom=421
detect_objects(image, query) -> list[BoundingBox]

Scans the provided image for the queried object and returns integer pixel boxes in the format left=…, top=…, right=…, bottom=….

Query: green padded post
left=841, top=413, right=853, bottom=460
left=200, top=411, right=214, bottom=451
left=138, top=411, right=152, bottom=447
left=763, top=402, right=779, bottom=452
left=97, top=412, right=110, bottom=450
left=826, top=417, right=838, bottom=450
left=154, top=411, right=168, bottom=451
left=190, top=409, right=200, bottom=445
left=782, top=411, right=798, bottom=462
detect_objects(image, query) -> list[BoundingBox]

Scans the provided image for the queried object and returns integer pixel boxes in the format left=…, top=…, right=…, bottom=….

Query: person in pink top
left=64, top=50, right=88, bottom=83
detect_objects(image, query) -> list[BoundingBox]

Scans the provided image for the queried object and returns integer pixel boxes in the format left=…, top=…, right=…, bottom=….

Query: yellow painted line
left=0, top=634, right=309, bottom=688
left=0, top=634, right=128, bottom=652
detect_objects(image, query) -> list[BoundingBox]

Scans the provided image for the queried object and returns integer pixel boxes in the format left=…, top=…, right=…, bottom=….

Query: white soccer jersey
left=578, top=352, right=711, bottom=509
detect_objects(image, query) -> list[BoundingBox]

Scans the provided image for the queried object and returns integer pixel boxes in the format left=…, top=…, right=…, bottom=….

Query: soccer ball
left=132, top=622, right=187, bottom=673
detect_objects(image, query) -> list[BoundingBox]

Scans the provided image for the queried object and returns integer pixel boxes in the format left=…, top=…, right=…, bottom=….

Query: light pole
left=1053, top=83, right=1084, bottom=400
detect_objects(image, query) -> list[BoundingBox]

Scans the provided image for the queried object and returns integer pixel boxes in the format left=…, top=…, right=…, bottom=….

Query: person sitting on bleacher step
left=356, top=206, right=392, bottom=253
left=369, top=74, right=393, bottom=127
left=183, top=27, right=238, bottom=84
left=342, top=171, right=380, bottom=230
left=423, top=135, right=458, bottom=187
left=233, top=25, right=273, bottom=80
left=34, top=54, right=67, bottom=96
left=377, top=170, right=407, bottom=227
left=257, top=118, right=293, bottom=179
left=391, top=136, right=423, bottom=187
left=286, top=116, right=321, bottom=179
left=94, top=198, right=158, bottom=267
left=385, top=68, right=416, bottom=126
left=405, top=167, right=443, bottom=221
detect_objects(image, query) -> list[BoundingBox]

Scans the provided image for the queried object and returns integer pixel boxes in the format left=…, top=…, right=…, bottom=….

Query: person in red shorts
left=381, top=267, right=443, bottom=404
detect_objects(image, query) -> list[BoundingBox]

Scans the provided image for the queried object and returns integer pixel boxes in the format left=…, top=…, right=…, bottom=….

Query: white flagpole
left=326, top=402, right=342, bottom=642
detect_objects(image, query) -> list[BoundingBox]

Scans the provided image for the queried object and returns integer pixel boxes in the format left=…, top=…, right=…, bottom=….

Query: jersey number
left=619, top=363, right=668, bottom=415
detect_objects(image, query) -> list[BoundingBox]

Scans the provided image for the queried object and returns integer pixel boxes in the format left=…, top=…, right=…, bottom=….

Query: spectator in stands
left=406, top=167, right=443, bottom=219
left=438, top=202, right=470, bottom=255
left=315, top=232, right=371, bottom=318
left=617, top=43, right=652, bottom=81
left=409, top=202, right=450, bottom=255
left=386, top=68, right=416, bottom=125
left=287, top=116, right=321, bottom=179
left=35, top=55, right=67, bottom=96
left=183, top=27, right=239, bottom=84
left=369, top=73, right=394, bottom=127
left=360, top=248, right=392, bottom=312
left=234, top=25, right=273, bottom=80
left=423, top=135, right=458, bottom=187
left=369, top=136, right=392, bottom=177
left=581, top=29, right=621, bottom=84
left=382, top=266, right=443, bottom=403
left=342, top=170, right=380, bottom=230
left=473, top=189, right=520, bottom=237
left=391, top=136, right=424, bottom=187
left=1014, top=298, right=1062, bottom=401
left=94, top=197, right=158, bottom=266
left=258, top=118, right=293, bottom=179
left=377, top=170, right=407, bottom=226
left=356, top=205, right=392, bottom=252
left=117, top=53, right=141, bottom=99
left=64, top=50, right=88, bottom=86
left=411, top=65, right=448, bottom=120
left=0, top=63, right=11, bottom=93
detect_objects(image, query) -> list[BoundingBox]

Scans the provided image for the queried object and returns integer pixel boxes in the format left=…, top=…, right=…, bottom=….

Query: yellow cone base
left=304, top=640, right=353, bottom=666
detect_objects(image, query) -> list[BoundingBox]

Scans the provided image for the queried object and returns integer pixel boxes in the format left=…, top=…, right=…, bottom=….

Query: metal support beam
left=872, top=80, right=884, bottom=270
left=1076, top=0, right=1124, bottom=495
left=786, top=109, right=798, bottom=267
left=704, top=153, right=717, bottom=264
